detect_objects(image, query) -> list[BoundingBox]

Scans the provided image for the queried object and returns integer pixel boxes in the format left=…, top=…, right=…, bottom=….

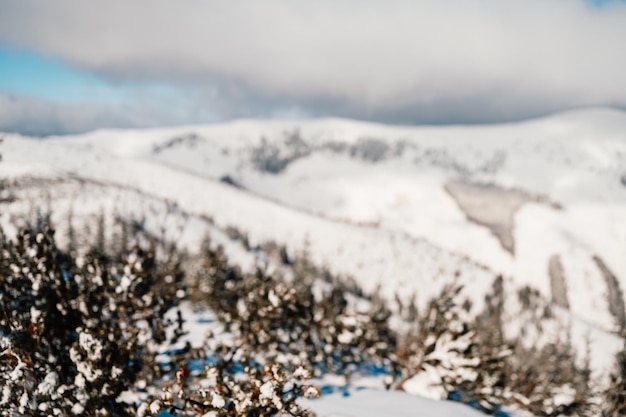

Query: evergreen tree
left=395, top=282, right=511, bottom=414
left=190, top=240, right=397, bottom=380
left=0, top=225, right=183, bottom=416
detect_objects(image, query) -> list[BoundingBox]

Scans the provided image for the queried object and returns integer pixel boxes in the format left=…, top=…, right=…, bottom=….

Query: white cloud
left=1, top=0, right=626, bottom=126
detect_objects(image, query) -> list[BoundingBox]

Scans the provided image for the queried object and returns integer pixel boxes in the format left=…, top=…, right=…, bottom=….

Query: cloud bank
left=1, top=0, right=626, bottom=133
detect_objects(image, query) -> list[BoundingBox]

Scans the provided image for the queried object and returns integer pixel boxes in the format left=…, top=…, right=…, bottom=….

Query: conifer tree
left=0, top=225, right=182, bottom=416
left=191, top=240, right=397, bottom=380
left=395, top=282, right=512, bottom=415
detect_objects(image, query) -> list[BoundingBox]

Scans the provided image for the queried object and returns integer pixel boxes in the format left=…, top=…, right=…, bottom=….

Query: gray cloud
left=0, top=90, right=213, bottom=136
left=1, top=0, right=626, bottom=130
left=0, top=92, right=133, bottom=136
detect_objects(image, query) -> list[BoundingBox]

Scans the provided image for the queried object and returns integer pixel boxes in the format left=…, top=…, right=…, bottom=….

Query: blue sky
left=1, top=0, right=625, bottom=135
left=0, top=47, right=127, bottom=102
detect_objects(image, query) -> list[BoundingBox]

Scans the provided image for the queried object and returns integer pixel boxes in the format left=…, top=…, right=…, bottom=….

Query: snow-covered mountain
left=1, top=107, right=625, bottom=374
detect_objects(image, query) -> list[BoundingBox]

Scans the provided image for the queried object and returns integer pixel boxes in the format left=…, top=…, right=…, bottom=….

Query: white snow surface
left=303, top=388, right=486, bottom=417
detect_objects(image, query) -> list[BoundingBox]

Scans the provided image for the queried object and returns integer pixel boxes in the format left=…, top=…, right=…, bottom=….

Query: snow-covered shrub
left=0, top=225, right=183, bottom=416
left=473, top=278, right=597, bottom=416
left=603, top=345, right=626, bottom=416
left=504, top=335, right=595, bottom=416
left=395, top=282, right=511, bottom=414
left=478, top=279, right=597, bottom=416
left=190, top=241, right=397, bottom=379
left=143, top=354, right=319, bottom=417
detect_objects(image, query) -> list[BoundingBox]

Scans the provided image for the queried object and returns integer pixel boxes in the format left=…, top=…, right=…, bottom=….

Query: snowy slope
left=1, top=108, right=625, bottom=371
left=0, top=133, right=497, bottom=305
